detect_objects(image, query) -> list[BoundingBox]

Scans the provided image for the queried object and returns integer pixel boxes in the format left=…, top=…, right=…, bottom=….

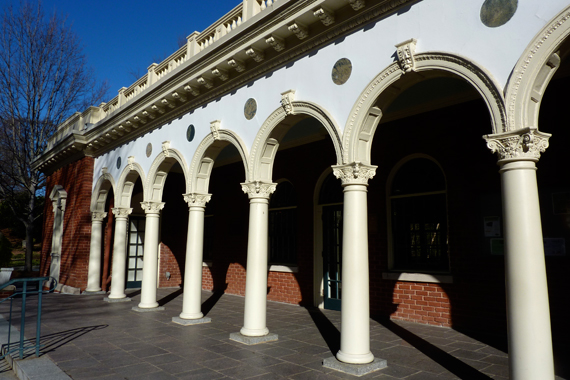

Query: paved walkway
left=0, top=288, right=567, bottom=380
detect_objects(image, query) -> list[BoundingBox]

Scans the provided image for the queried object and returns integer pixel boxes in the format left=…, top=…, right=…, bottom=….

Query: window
left=269, top=181, right=297, bottom=265
left=389, top=157, right=449, bottom=272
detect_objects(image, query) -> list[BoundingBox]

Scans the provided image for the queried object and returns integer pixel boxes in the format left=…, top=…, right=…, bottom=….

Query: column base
left=103, top=297, right=131, bottom=303
left=179, top=311, right=204, bottom=319
left=240, top=326, right=269, bottom=337
left=230, top=332, right=278, bottom=345
left=172, top=316, right=211, bottom=325
left=83, top=290, right=106, bottom=295
left=132, top=306, right=165, bottom=312
left=336, top=350, right=375, bottom=364
left=323, top=356, right=387, bottom=376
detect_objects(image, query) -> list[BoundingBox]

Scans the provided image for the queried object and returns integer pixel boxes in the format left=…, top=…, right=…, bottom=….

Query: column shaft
left=241, top=197, right=270, bottom=336
left=500, top=160, right=554, bottom=380
left=86, top=214, right=106, bottom=292
left=139, top=211, right=161, bottom=308
left=108, top=209, right=131, bottom=299
left=337, top=184, right=374, bottom=364
left=180, top=206, right=206, bottom=319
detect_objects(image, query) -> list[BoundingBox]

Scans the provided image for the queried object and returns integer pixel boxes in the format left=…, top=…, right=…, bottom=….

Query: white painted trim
left=202, top=261, right=213, bottom=267
left=382, top=272, right=453, bottom=284
left=268, top=265, right=298, bottom=273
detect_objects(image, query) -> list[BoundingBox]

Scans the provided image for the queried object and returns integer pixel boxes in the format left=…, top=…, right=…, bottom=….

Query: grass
left=8, top=250, right=41, bottom=268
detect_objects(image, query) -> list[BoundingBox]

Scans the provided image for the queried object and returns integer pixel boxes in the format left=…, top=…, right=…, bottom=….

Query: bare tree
left=0, top=2, right=108, bottom=271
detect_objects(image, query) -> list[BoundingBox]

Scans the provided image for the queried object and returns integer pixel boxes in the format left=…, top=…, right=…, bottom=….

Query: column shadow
left=157, top=288, right=183, bottom=306
left=306, top=307, right=340, bottom=355
left=201, top=284, right=228, bottom=316
left=372, top=317, right=493, bottom=380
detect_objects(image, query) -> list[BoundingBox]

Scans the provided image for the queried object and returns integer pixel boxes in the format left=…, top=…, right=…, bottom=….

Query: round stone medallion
left=332, top=58, right=352, bottom=85
left=187, top=124, right=195, bottom=142
left=480, top=0, right=517, bottom=28
left=116, top=156, right=121, bottom=169
left=146, top=143, right=152, bottom=157
left=244, top=98, right=257, bottom=120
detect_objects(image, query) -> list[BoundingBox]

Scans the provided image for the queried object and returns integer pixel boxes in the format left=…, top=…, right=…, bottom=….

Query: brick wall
left=41, top=156, right=94, bottom=290
left=390, top=282, right=451, bottom=327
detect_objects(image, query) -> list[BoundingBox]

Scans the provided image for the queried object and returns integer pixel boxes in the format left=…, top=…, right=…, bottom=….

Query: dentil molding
left=483, top=127, right=551, bottom=162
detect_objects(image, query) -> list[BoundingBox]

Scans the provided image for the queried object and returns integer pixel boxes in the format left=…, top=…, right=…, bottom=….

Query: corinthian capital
left=140, top=201, right=165, bottom=214
left=332, top=162, right=377, bottom=185
left=112, top=207, right=133, bottom=219
left=483, top=127, right=551, bottom=162
left=91, top=212, right=108, bottom=222
left=183, top=193, right=212, bottom=208
left=241, top=181, right=277, bottom=199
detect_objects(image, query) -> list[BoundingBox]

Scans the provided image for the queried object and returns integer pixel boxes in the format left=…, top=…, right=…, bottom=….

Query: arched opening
left=365, top=70, right=505, bottom=339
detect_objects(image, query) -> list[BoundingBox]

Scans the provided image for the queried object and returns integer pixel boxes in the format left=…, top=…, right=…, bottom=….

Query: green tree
left=0, top=2, right=108, bottom=271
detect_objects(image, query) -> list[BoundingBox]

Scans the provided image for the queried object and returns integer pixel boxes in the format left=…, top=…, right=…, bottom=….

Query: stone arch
left=145, top=143, right=190, bottom=202
left=250, top=100, right=343, bottom=182
left=344, top=52, right=507, bottom=165
left=115, top=159, right=147, bottom=208
left=188, top=129, right=249, bottom=194
left=505, top=5, right=570, bottom=131
left=91, top=172, right=116, bottom=213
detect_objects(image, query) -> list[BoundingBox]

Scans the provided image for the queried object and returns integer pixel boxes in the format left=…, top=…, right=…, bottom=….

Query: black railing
left=0, top=277, right=56, bottom=359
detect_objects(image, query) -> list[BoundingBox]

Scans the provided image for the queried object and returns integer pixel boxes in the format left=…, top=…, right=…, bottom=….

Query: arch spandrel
left=250, top=100, right=344, bottom=182
left=505, top=6, right=570, bottom=132
left=344, top=52, right=507, bottom=165
left=91, top=172, right=116, bottom=213
left=115, top=160, right=146, bottom=209
left=145, top=145, right=191, bottom=202
left=188, top=129, right=250, bottom=194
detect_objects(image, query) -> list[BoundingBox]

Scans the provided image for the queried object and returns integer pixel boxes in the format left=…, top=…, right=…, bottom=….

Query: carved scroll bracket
left=281, top=89, right=296, bottom=115
left=395, top=38, right=417, bottom=73
left=483, top=127, right=551, bottom=162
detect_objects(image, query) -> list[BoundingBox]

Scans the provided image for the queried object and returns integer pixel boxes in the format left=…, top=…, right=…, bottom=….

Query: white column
left=138, top=201, right=165, bottom=309
left=179, top=193, right=211, bottom=319
left=484, top=127, right=554, bottom=380
left=85, top=212, right=107, bottom=292
left=108, top=208, right=132, bottom=299
left=240, top=181, right=276, bottom=337
left=332, top=162, right=377, bottom=364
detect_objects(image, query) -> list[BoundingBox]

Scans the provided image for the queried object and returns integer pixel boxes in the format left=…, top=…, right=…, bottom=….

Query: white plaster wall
left=94, top=0, right=570, bottom=190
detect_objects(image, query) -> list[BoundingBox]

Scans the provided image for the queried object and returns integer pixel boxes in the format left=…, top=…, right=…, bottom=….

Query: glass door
left=126, top=217, right=145, bottom=288
left=323, top=204, right=342, bottom=310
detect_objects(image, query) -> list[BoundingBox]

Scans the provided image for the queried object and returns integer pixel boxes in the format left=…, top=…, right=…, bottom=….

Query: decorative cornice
left=483, top=127, right=550, bottom=162
left=92, top=212, right=108, bottom=222
left=314, top=7, right=335, bottom=26
left=266, top=35, right=286, bottom=51
left=112, top=207, right=133, bottom=218
left=140, top=201, right=165, bottom=214
left=183, top=193, right=212, bottom=208
left=395, top=38, right=417, bottom=73
left=228, top=58, right=246, bottom=72
left=246, top=47, right=265, bottom=62
left=288, top=22, right=309, bottom=39
left=332, top=162, right=377, bottom=185
left=241, top=181, right=277, bottom=199
left=348, top=0, right=366, bottom=11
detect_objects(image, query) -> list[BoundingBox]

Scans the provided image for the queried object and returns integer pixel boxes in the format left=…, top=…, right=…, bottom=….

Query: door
left=126, top=217, right=145, bottom=288
left=322, top=204, right=342, bottom=310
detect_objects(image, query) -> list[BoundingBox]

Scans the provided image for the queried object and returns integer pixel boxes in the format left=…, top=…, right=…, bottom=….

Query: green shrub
left=0, top=234, right=12, bottom=267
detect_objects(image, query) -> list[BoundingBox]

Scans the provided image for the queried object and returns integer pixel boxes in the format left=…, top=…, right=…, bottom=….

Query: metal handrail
left=0, top=277, right=57, bottom=359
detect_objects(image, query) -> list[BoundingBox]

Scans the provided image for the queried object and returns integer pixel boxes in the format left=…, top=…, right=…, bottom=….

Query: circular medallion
left=146, top=143, right=152, bottom=157
left=332, top=58, right=352, bottom=85
left=480, top=0, right=517, bottom=28
left=116, top=157, right=121, bottom=169
left=244, top=98, right=257, bottom=120
left=187, top=124, right=195, bottom=142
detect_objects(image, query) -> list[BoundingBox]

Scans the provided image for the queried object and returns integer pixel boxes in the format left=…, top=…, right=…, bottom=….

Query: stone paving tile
left=3, top=289, right=566, bottom=380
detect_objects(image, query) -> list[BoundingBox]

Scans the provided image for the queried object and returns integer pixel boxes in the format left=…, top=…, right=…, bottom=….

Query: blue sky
left=3, top=0, right=241, bottom=101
